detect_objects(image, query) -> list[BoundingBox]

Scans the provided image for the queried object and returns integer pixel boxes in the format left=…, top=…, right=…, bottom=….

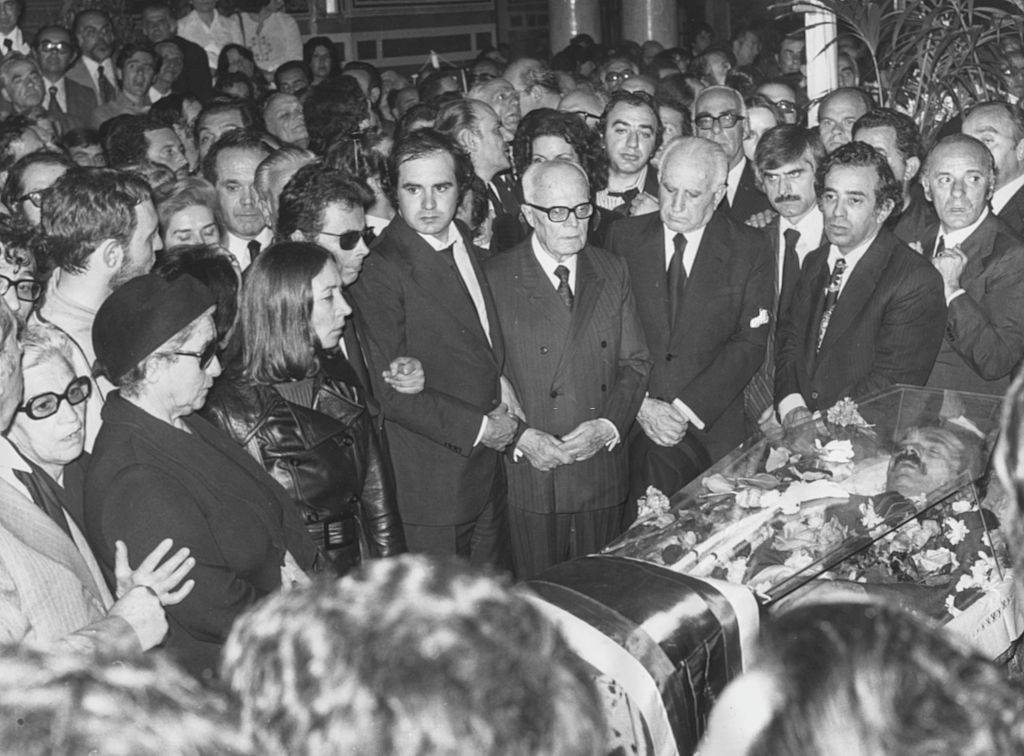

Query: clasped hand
left=383, top=356, right=425, bottom=393
left=931, top=245, right=967, bottom=297
left=637, top=397, right=688, bottom=446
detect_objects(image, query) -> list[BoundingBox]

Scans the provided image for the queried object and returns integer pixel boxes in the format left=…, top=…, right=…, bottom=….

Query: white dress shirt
left=0, top=27, right=29, bottom=56
left=177, top=10, right=244, bottom=71
left=779, top=205, right=824, bottom=265
left=935, top=208, right=988, bottom=304
left=224, top=227, right=273, bottom=272
left=596, top=165, right=648, bottom=211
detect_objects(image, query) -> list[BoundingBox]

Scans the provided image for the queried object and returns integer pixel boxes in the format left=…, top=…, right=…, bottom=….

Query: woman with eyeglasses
left=83, top=273, right=321, bottom=679
left=0, top=218, right=41, bottom=323
left=204, top=243, right=409, bottom=576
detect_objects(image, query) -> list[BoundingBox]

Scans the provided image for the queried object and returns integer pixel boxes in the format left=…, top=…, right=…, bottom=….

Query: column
left=548, top=0, right=602, bottom=54
left=621, top=0, right=677, bottom=48
left=804, top=7, right=838, bottom=125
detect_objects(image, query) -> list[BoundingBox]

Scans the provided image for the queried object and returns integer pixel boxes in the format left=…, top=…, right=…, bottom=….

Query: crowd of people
left=0, top=0, right=1021, bottom=750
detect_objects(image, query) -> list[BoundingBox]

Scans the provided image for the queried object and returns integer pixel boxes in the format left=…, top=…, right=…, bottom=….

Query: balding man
left=468, top=77, right=520, bottom=142
left=774, top=142, right=945, bottom=431
left=607, top=137, right=772, bottom=510
left=504, top=57, right=559, bottom=115
left=485, top=160, right=649, bottom=577
left=817, top=87, right=873, bottom=153
left=693, top=85, right=774, bottom=226
left=920, top=134, right=1024, bottom=396
left=558, top=88, right=605, bottom=131
left=962, top=101, right=1024, bottom=238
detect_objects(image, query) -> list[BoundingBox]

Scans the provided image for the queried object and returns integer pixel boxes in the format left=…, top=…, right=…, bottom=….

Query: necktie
left=816, top=256, right=847, bottom=351
left=2, top=39, right=12, bottom=56
left=779, top=227, right=801, bottom=315
left=247, top=239, right=261, bottom=263
left=96, top=63, right=116, bottom=104
left=608, top=186, right=640, bottom=211
left=667, top=232, right=687, bottom=325
left=935, top=235, right=946, bottom=257
left=47, top=85, right=62, bottom=115
left=554, top=264, right=573, bottom=308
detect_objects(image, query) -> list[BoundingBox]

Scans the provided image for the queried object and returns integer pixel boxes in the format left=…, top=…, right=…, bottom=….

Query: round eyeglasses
left=523, top=201, right=594, bottom=223
left=694, top=112, right=745, bottom=130
left=0, top=273, right=42, bottom=303
left=19, top=375, right=92, bottom=420
left=171, top=341, right=219, bottom=370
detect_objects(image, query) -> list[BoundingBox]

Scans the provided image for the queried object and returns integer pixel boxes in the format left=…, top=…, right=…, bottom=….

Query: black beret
left=92, top=273, right=215, bottom=385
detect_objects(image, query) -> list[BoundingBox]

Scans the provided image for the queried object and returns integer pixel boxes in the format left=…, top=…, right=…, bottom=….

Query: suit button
left=665, top=353, right=673, bottom=361
left=492, top=398, right=499, bottom=407
left=811, top=391, right=819, bottom=400
left=601, top=384, right=607, bottom=391
left=540, top=346, right=549, bottom=354
left=289, top=458, right=300, bottom=467
left=550, top=390, right=559, bottom=398
left=601, top=340, right=607, bottom=348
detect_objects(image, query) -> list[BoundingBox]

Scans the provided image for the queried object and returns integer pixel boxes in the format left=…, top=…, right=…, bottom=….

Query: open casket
left=527, top=386, right=1022, bottom=755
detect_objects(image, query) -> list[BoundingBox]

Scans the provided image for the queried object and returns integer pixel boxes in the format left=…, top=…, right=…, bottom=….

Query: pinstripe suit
left=485, top=239, right=650, bottom=576
left=0, top=477, right=139, bottom=654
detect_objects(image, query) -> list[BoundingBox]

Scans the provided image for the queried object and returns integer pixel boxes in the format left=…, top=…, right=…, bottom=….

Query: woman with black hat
left=82, top=272, right=321, bottom=680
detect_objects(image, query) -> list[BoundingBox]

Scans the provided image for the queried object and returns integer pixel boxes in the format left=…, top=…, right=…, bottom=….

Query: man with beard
left=202, top=130, right=271, bottom=271
left=920, top=134, right=1024, bottom=397
left=747, top=124, right=826, bottom=430
left=34, top=168, right=161, bottom=448
left=693, top=85, right=774, bottom=226
left=774, top=142, right=945, bottom=429
left=853, top=108, right=936, bottom=246
left=66, top=10, right=117, bottom=108
left=595, top=90, right=662, bottom=218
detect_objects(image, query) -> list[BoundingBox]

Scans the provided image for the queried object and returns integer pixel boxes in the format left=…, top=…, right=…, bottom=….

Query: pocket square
left=749, top=308, right=770, bottom=328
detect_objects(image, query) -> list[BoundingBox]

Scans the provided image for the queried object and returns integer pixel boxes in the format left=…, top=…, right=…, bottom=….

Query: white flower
left=945, top=594, right=963, bottom=618
left=951, top=499, right=973, bottom=514
left=860, top=502, right=885, bottom=530
left=783, top=550, right=814, bottom=571
left=955, top=573, right=975, bottom=593
left=725, top=557, right=749, bottom=584
left=915, top=547, right=954, bottom=573
left=945, top=518, right=969, bottom=546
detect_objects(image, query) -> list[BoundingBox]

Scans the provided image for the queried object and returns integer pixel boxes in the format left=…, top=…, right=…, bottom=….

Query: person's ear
left=456, top=127, right=477, bottom=155
left=522, top=204, right=538, bottom=230
left=921, top=173, right=932, bottom=204
left=98, top=238, right=123, bottom=272
left=904, top=156, right=921, bottom=183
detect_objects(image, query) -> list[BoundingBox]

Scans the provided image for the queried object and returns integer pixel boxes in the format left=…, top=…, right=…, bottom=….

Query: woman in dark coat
left=83, top=273, right=321, bottom=680
left=204, top=242, right=408, bottom=576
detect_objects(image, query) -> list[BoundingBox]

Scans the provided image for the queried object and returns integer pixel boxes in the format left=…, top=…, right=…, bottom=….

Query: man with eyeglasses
left=694, top=85, right=774, bottom=227
left=32, top=26, right=93, bottom=131
left=2, top=150, right=73, bottom=227
left=348, top=129, right=518, bottom=568
left=66, top=9, right=117, bottom=109
left=0, top=218, right=41, bottom=323
left=557, top=88, right=606, bottom=132
left=484, top=158, right=649, bottom=577
left=607, top=137, right=772, bottom=515
left=755, top=80, right=800, bottom=125
left=35, top=168, right=162, bottom=450
left=596, top=57, right=638, bottom=94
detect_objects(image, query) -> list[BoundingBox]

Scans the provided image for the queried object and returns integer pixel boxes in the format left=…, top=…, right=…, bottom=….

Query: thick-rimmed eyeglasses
left=0, top=273, right=42, bottom=303
left=319, top=227, right=374, bottom=251
left=694, top=112, right=745, bottom=130
left=19, top=375, right=91, bottom=420
left=17, top=190, right=42, bottom=208
left=171, top=341, right=218, bottom=370
left=38, top=41, right=73, bottom=53
left=523, top=201, right=594, bottom=222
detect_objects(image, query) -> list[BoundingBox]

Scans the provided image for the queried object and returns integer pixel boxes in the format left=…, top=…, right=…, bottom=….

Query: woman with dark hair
left=303, top=36, right=340, bottom=86
left=84, top=273, right=321, bottom=679
left=204, top=242, right=410, bottom=576
left=215, top=45, right=266, bottom=99
left=303, top=76, right=371, bottom=155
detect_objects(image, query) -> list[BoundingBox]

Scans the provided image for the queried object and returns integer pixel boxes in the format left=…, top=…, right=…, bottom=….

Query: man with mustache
left=886, top=426, right=981, bottom=499
left=746, top=124, right=826, bottom=430
left=774, top=142, right=945, bottom=430
left=920, top=134, right=1024, bottom=396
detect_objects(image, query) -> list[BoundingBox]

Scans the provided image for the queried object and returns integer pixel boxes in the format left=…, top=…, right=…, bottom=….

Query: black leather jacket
left=203, top=356, right=406, bottom=575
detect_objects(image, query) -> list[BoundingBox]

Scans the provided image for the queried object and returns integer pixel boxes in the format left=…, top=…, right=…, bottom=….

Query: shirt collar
left=991, top=174, right=1024, bottom=213
left=82, top=55, right=112, bottom=76
left=531, top=232, right=578, bottom=281
left=726, top=157, right=746, bottom=202
left=940, top=207, right=989, bottom=249
left=663, top=220, right=707, bottom=253
left=827, top=230, right=877, bottom=271
left=416, top=223, right=456, bottom=251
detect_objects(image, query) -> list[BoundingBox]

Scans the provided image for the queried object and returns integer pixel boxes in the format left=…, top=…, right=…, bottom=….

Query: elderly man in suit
left=65, top=9, right=117, bottom=108
left=485, top=159, right=650, bottom=577
left=348, top=129, right=518, bottom=567
left=693, top=85, right=774, bottom=227
left=32, top=26, right=94, bottom=130
left=775, top=142, right=946, bottom=432
left=961, top=101, right=1024, bottom=239
left=0, top=300, right=187, bottom=653
left=607, top=136, right=773, bottom=508
left=920, top=134, right=1024, bottom=396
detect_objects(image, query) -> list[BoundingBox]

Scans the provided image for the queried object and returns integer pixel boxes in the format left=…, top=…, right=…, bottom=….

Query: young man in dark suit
left=920, top=133, right=1024, bottom=397
left=774, top=141, right=946, bottom=432
left=607, top=136, right=773, bottom=505
left=485, top=159, right=650, bottom=577
left=348, top=130, right=517, bottom=567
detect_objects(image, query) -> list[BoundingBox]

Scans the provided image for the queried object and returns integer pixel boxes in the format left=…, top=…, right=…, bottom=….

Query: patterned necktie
left=47, top=85, right=62, bottom=115
left=667, top=232, right=687, bottom=324
left=935, top=235, right=946, bottom=257
left=816, top=256, right=847, bottom=350
left=96, top=63, right=116, bottom=104
left=779, top=227, right=801, bottom=315
left=554, top=264, right=573, bottom=308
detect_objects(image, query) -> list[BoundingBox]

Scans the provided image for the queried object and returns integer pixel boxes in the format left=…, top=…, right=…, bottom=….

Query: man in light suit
left=485, top=160, right=650, bottom=577
left=32, top=26, right=95, bottom=131
left=607, top=136, right=773, bottom=508
left=920, top=134, right=1024, bottom=397
left=65, top=9, right=117, bottom=109
left=348, top=129, right=518, bottom=567
left=0, top=301, right=181, bottom=653
left=774, top=141, right=946, bottom=430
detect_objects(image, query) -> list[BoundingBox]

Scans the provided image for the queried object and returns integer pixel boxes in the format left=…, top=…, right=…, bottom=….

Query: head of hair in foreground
left=699, top=600, right=1024, bottom=755
left=0, top=644, right=246, bottom=755
left=995, top=369, right=1024, bottom=608
left=221, top=554, right=605, bottom=755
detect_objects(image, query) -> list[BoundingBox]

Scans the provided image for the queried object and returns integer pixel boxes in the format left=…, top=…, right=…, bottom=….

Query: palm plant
left=774, top=0, right=1024, bottom=144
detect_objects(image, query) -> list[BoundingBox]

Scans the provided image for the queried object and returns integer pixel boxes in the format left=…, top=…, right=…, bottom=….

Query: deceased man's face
left=886, top=427, right=970, bottom=497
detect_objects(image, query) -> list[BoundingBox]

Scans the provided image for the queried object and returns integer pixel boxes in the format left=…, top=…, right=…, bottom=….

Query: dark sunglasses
left=319, top=227, right=375, bottom=251
left=172, top=341, right=219, bottom=370
left=0, top=273, right=42, bottom=303
left=19, top=375, right=91, bottom=420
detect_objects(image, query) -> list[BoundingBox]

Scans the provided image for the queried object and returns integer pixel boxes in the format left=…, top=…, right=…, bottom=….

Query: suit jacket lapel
left=675, top=214, right=729, bottom=338
left=958, top=214, right=999, bottom=283
left=818, top=233, right=894, bottom=354
left=0, top=477, right=107, bottom=606
left=631, top=214, right=671, bottom=335
left=802, top=248, right=830, bottom=367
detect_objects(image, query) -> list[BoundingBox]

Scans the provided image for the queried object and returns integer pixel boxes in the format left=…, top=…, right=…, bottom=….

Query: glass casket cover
left=604, top=386, right=1011, bottom=625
